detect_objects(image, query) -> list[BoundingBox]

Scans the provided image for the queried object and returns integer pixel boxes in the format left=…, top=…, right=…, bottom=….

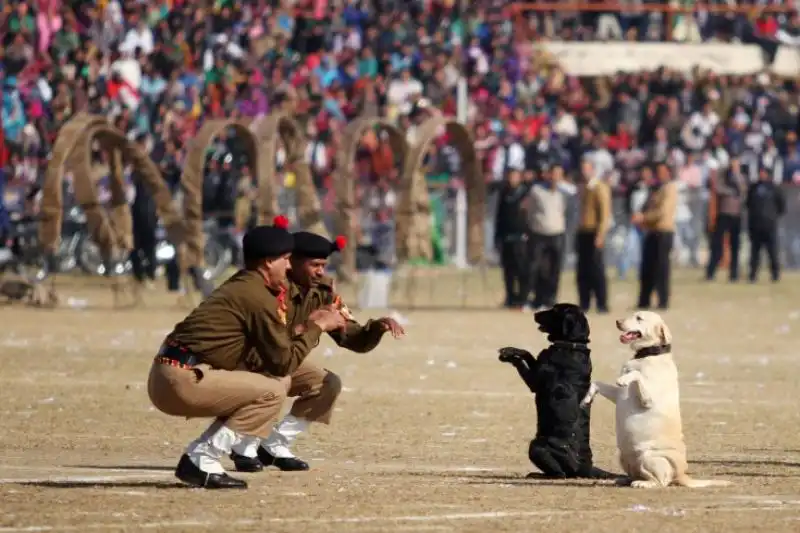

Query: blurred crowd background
left=3, top=0, right=800, bottom=273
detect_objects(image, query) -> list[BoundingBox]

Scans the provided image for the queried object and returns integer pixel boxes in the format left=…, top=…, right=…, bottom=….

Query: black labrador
left=499, top=303, right=614, bottom=479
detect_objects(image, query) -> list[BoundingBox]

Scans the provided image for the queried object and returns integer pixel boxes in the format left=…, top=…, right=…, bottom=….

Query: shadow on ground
left=17, top=480, right=186, bottom=489
left=692, top=459, right=800, bottom=469
left=64, top=464, right=175, bottom=472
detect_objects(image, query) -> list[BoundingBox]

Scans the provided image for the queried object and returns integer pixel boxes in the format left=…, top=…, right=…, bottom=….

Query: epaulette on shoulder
left=317, top=276, right=336, bottom=294
left=315, top=276, right=337, bottom=306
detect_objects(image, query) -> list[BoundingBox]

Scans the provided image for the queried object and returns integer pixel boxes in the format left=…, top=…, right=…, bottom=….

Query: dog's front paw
left=498, top=347, right=532, bottom=363
left=616, top=374, right=636, bottom=388
left=580, top=383, right=598, bottom=408
left=630, top=480, right=660, bottom=489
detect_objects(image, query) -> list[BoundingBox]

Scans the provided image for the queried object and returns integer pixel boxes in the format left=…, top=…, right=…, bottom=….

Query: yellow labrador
left=581, top=311, right=730, bottom=489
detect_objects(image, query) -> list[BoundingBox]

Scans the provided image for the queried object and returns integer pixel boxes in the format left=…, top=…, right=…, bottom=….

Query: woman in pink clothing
left=36, top=0, right=62, bottom=56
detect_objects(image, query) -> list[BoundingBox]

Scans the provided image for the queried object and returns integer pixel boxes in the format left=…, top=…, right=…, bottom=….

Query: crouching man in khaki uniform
left=147, top=218, right=346, bottom=489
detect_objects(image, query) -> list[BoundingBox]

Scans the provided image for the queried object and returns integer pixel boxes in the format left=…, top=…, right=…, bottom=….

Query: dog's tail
left=674, top=475, right=732, bottom=488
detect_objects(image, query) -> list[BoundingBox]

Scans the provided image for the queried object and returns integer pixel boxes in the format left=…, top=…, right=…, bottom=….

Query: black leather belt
left=155, top=342, right=200, bottom=369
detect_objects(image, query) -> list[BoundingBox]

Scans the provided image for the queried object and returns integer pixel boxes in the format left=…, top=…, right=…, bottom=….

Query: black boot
left=230, top=452, right=264, bottom=473
left=257, top=447, right=310, bottom=471
left=174, top=454, right=248, bottom=489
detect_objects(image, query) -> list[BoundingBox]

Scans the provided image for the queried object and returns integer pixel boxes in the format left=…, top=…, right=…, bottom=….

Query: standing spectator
left=130, top=134, right=158, bottom=286
left=633, top=162, right=677, bottom=310
left=706, top=159, right=745, bottom=282
left=681, top=101, right=719, bottom=152
left=0, top=170, right=8, bottom=246
left=675, top=152, right=702, bottom=268
left=495, top=131, right=525, bottom=179
left=494, top=169, right=530, bottom=309
left=758, top=136, right=783, bottom=184
left=782, top=131, right=800, bottom=183
left=575, top=159, right=611, bottom=314
left=647, top=126, right=672, bottom=165
left=387, top=68, right=423, bottom=118
left=584, top=133, right=615, bottom=183
left=524, top=164, right=567, bottom=309
left=618, top=165, right=651, bottom=280
left=746, top=166, right=786, bottom=283
left=0, top=121, right=9, bottom=243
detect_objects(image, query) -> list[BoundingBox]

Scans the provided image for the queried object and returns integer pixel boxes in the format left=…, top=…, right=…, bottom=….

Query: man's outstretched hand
left=375, top=317, right=405, bottom=338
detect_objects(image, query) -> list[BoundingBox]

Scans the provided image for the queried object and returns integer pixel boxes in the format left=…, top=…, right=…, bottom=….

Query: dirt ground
left=2, top=269, right=800, bottom=532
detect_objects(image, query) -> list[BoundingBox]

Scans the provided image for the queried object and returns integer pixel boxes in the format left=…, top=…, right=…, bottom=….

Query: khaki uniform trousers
left=148, top=359, right=341, bottom=438
left=286, top=361, right=342, bottom=424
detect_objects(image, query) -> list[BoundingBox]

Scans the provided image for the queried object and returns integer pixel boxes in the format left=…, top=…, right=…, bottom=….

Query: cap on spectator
left=242, top=216, right=294, bottom=263
left=292, top=232, right=346, bottom=260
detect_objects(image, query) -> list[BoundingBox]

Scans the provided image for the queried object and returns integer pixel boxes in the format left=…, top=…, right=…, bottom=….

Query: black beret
left=293, top=231, right=347, bottom=259
left=242, top=216, right=293, bottom=262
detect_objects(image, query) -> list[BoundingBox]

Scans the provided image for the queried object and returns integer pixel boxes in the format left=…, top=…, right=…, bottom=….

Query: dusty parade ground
left=2, top=269, right=800, bottom=532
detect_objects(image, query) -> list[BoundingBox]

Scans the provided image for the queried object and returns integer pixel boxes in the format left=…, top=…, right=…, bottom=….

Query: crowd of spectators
left=2, top=0, right=800, bottom=258
left=517, top=1, right=799, bottom=43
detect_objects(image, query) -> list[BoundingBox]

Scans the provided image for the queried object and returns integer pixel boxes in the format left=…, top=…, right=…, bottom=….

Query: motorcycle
left=202, top=219, right=240, bottom=281
left=152, top=221, right=231, bottom=282
left=78, top=224, right=172, bottom=278
left=0, top=216, right=49, bottom=283
left=78, top=220, right=230, bottom=281
left=50, top=207, right=82, bottom=273
left=75, top=228, right=130, bottom=277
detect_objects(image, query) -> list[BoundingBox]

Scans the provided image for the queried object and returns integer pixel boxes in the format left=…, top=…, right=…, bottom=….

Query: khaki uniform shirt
left=578, top=178, right=612, bottom=238
left=641, top=181, right=678, bottom=232
left=289, top=276, right=387, bottom=354
left=168, top=269, right=322, bottom=377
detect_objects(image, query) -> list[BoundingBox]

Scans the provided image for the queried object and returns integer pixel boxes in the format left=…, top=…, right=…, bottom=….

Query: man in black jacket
left=706, top=160, right=745, bottom=282
left=130, top=135, right=158, bottom=286
left=159, top=140, right=184, bottom=292
left=747, top=166, right=786, bottom=282
left=495, top=169, right=530, bottom=308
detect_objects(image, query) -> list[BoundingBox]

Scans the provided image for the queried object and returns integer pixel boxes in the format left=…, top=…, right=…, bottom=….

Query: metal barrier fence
left=434, top=184, right=800, bottom=273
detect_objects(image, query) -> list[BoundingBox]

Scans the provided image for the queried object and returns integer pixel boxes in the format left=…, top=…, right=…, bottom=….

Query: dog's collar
left=551, top=341, right=590, bottom=352
left=634, top=344, right=671, bottom=359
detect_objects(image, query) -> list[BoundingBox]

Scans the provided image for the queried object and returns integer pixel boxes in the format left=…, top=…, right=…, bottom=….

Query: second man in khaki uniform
left=231, top=231, right=405, bottom=473
left=576, top=159, right=612, bottom=313
left=632, top=162, right=678, bottom=309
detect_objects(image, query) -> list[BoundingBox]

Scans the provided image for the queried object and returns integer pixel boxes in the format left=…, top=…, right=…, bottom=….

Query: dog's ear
left=657, top=322, right=672, bottom=345
left=561, top=311, right=590, bottom=342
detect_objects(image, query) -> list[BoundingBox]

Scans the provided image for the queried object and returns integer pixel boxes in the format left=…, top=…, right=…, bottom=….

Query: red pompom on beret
left=273, top=215, right=290, bottom=229
left=293, top=231, right=344, bottom=259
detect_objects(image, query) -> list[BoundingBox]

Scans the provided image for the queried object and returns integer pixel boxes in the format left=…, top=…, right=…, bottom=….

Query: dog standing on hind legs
left=499, top=303, right=615, bottom=479
left=581, top=310, right=731, bottom=488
